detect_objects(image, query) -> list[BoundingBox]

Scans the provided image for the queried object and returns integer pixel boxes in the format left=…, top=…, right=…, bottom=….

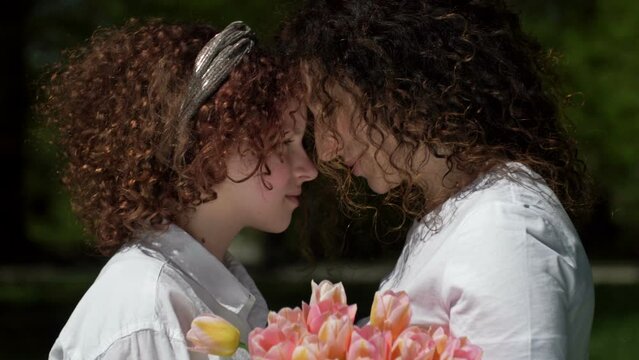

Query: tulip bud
left=439, top=335, right=483, bottom=360
left=318, top=315, right=353, bottom=358
left=391, top=326, right=436, bottom=360
left=186, top=314, right=240, bottom=356
left=346, top=325, right=391, bottom=360
left=370, top=290, right=411, bottom=340
left=292, top=335, right=327, bottom=360
left=248, top=326, right=296, bottom=360
left=310, top=280, right=347, bottom=306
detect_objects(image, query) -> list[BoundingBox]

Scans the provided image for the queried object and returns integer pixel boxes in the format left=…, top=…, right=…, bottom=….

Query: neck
left=180, top=195, right=243, bottom=261
left=416, top=154, right=468, bottom=205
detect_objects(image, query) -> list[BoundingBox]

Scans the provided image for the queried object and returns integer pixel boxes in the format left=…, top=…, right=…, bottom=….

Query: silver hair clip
left=178, top=21, right=254, bottom=125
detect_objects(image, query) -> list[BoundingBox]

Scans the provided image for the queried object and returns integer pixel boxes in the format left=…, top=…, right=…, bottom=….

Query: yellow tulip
left=186, top=314, right=241, bottom=356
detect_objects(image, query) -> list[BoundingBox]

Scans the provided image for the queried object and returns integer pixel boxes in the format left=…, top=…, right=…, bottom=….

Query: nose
left=295, top=149, right=319, bottom=183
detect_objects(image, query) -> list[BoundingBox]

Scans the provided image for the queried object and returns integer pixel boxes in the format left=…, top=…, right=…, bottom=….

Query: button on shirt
left=49, top=225, right=268, bottom=360
left=380, top=163, right=594, bottom=359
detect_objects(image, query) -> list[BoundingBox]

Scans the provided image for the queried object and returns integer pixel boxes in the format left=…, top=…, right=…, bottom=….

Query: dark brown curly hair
left=279, top=0, right=591, bottom=224
left=39, top=18, right=296, bottom=256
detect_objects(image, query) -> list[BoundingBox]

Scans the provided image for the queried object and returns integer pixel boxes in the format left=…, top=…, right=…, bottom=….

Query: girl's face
left=221, top=102, right=318, bottom=233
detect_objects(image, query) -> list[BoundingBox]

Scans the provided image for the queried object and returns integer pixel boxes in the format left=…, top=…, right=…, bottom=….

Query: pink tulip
left=310, top=280, right=348, bottom=306
left=246, top=281, right=483, bottom=360
left=304, top=299, right=357, bottom=334
left=390, top=326, right=436, bottom=360
left=429, top=326, right=449, bottom=355
left=439, top=336, right=483, bottom=360
left=369, top=290, right=412, bottom=340
left=292, top=335, right=328, bottom=360
left=248, top=326, right=296, bottom=360
left=268, top=307, right=306, bottom=327
left=268, top=307, right=308, bottom=340
left=186, top=314, right=240, bottom=356
left=318, top=315, right=354, bottom=358
left=346, top=325, right=391, bottom=360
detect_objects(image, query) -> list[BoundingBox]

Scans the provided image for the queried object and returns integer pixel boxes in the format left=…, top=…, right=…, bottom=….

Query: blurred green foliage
left=24, top=0, right=639, bottom=260
left=513, top=0, right=639, bottom=247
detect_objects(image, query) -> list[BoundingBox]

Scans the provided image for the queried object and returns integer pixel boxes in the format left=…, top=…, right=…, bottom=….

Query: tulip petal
left=186, top=314, right=240, bottom=356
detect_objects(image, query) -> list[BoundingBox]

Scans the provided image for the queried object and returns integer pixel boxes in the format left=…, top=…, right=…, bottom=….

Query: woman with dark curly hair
left=280, top=0, right=594, bottom=358
left=40, top=19, right=317, bottom=359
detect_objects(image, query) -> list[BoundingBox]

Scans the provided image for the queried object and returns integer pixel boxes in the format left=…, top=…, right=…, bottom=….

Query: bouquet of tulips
left=187, top=280, right=482, bottom=359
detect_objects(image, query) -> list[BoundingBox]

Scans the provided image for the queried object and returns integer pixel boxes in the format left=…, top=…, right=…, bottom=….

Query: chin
left=260, top=218, right=292, bottom=233
left=367, top=179, right=392, bottom=194
left=271, top=224, right=289, bottom=233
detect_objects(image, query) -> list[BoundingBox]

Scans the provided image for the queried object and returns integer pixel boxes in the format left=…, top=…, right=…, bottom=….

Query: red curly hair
left=39, top=18, right=295, bottom=255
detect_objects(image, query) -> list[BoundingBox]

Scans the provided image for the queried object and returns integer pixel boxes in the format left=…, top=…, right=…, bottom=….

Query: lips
left=343, top=158, right=357, bottom=168
left=344, top=154, right=363, bottom=176
left=344, top=158, right=362, bottom=176
left=285, top=192, right=302, bottom=206
left=351, top=160, right=362, bottom=176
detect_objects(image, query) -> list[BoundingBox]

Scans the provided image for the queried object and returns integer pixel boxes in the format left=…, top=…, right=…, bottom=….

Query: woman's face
left=219, top=101, right=318, bottom=232
left=309, top=84, right=405, bottom=194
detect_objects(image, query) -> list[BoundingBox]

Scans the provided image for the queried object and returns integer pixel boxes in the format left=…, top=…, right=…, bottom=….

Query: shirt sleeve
left=440, top=200, right=574, bottom=359
left=96, top=329, right=211, bottom=360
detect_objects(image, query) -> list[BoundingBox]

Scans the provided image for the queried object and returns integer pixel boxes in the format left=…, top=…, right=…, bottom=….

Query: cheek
left=262, top=157, right=292, bottom=192
left=367, top=150, right=401, bottom=179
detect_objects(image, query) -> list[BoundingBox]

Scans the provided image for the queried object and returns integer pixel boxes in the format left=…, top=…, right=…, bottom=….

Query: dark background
left=1, top=0, right=638, bottom=358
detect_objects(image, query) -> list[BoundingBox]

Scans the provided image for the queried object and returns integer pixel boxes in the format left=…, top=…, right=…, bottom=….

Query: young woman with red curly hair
left=40, top=19, right=317, bottom=359
left=281, top=0, right=594, bottom=358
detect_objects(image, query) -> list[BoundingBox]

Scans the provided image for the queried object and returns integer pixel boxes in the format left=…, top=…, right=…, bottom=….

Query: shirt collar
left=136, top=224, right=268, bottom=331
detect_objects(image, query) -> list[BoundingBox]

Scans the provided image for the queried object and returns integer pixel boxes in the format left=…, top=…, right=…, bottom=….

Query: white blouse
left=49, top=225, right=267, bottom=360
left=380, top=163, right=594, bottom=359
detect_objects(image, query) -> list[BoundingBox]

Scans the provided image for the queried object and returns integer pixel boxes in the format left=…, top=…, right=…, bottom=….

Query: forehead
left=300, top=61, right=360, bottom=105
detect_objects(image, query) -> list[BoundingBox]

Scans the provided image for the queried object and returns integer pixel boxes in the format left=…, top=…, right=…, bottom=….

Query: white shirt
left=380, top=163, right=594, bottom=359
left=49, top=225, right=268, bottom=360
